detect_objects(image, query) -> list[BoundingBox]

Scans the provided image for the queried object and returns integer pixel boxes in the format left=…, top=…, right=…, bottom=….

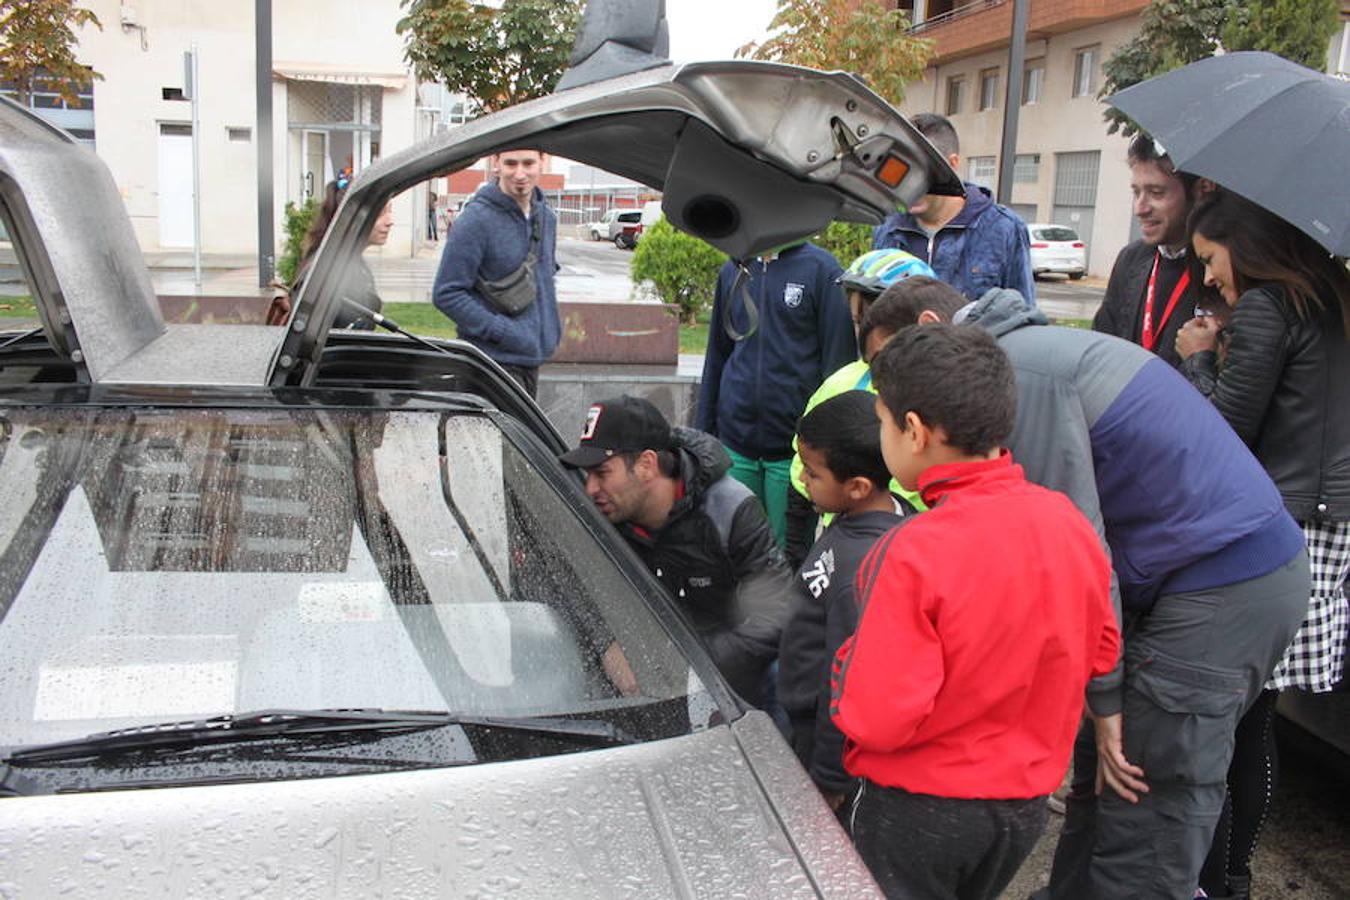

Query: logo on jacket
left=783, top=282, right=805, bottom=308
left=802, top=548, right=835, bottom=598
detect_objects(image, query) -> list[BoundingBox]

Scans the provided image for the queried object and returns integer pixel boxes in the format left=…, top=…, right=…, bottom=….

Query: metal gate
left=1052, top=151, right=1100, bottom=257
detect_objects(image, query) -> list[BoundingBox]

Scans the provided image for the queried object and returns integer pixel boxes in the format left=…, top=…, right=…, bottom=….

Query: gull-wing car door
left=0, top=95, right=163, bottom=384
left=268, top=2, right=959, bottom=387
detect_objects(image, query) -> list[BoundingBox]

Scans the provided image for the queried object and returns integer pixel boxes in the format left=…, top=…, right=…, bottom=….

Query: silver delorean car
left=0, top=3, right=960, bottom=895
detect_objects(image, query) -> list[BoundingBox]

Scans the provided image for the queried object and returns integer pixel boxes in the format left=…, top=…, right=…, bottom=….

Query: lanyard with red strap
left=1140, top=252, right=1192, bottom=351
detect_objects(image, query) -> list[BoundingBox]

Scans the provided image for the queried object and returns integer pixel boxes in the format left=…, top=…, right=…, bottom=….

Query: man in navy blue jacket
left=696, top=241, right=856, bottom=547
left=432, top=149, right=560, bottom=397
left=872, top=113, right=1035, bottom=305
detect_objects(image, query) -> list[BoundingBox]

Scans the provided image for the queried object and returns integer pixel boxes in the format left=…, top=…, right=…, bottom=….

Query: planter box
left=156, top=296, right=680, bottom=366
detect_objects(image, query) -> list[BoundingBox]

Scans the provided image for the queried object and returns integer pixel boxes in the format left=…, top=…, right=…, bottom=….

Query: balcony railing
left=910, top=0, right=1007, bottom=33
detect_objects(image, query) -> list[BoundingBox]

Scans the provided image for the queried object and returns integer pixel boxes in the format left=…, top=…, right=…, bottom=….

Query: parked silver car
left=0, top=10, right=959, bottom=895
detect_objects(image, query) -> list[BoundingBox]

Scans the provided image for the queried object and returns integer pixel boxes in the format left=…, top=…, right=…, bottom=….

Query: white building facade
left=59, top=0, right=423, bottom=259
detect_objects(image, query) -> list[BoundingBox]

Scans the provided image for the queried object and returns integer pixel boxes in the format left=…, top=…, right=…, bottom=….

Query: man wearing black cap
left=560, top=395, right=790, bottom=704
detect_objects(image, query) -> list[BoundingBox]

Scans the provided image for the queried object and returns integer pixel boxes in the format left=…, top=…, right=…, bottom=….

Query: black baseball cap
left=558, top=395, right=673, bottom=469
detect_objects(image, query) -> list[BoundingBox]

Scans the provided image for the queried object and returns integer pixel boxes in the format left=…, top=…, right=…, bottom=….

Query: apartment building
left=893, top=0, right=1150, bottom=276
left=13, top=0, right=426, bottom=259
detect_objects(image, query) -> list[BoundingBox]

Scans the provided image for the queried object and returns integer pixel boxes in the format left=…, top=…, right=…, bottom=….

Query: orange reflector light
left=876, top=154, right=910, bottom=188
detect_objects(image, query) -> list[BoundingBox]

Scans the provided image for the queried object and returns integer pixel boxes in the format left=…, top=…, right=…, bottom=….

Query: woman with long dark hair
left=289, top=174, right=394, bottom=330
left=1176, top=190, right=1350, bottom=900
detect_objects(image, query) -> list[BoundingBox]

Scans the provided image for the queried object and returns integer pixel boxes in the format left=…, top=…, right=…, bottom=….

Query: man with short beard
left=1092, top=136, right=1209, bottom=369
left=559, top=395, right=791, bottom=705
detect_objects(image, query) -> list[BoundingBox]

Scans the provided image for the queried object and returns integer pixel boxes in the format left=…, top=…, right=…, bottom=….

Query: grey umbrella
left=1106, top=51, right=1350, bottom=256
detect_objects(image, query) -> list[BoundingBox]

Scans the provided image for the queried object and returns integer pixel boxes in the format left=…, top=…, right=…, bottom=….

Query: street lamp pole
left=255, top=0, right=275, bottom=286
left=996, top=0, right=1029, bottom=207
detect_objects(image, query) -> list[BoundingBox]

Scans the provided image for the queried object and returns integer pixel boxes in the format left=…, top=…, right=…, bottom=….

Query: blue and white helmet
left=839, top=249, right=936, bottom=297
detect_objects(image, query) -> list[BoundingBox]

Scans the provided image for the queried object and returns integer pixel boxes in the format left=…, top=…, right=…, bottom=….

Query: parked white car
left=588, top=208, right=639, bottom=241
left=1027, top=223, right=1087, bottom=279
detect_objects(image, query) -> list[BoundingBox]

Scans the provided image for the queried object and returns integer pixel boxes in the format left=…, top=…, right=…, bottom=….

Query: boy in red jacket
left=831, top=324, right=1119, bottom=900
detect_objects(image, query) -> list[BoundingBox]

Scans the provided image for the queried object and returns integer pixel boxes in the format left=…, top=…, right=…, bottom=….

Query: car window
left=617, top=212, right=641, bottom=223
left=0, top=407, right=708, bottom=751
left=1032, top=226, right=1078, bottom=242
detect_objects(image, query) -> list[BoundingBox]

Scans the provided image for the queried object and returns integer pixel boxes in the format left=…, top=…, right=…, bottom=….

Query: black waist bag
left=476, top=217, right=541, bottom=316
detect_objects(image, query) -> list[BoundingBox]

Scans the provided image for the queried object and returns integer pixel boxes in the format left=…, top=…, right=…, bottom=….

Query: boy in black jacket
left=778, top=391, right=910, bottom=809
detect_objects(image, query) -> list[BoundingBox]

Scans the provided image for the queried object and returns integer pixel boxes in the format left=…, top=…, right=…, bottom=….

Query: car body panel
left=0, top=714, right=877, bottom=898
left=0, top=95, right=163, bottom=384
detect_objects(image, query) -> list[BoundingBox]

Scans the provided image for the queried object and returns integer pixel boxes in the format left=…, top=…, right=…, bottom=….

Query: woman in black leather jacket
left=1176, top=190, right=1350, bottom=900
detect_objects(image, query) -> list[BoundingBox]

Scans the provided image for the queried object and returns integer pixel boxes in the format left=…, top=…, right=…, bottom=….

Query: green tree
left=1101, top=0, right=1341, bottom=136
left=276, top=198, right=319, bottom=286
left=1222, top=0, right=1341, bottom=70
left=813, top=221, right=874, bottom=269
left=738, top=0, right=934, bottom=105
left=397, top=0, right=582, bottom=115
left=0, top=0, right=101, bottom=107
left=630, top=217, right=727, bottom=325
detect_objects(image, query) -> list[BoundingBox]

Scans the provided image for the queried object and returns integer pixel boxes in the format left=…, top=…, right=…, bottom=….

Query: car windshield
left=1033, top=226, right=1078, bottom=242
left=0, top=405, right=709, bottom=752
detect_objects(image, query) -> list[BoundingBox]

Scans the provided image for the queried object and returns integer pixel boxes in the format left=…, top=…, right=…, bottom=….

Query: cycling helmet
left=838, top=248, right=936, bottom=296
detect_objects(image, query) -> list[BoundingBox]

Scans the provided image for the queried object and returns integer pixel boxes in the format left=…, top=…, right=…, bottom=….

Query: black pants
left=850, top=781, right=1047, bottom=900
left=1199, top=688, right=1280, bottom=896
left=500, top=363, right=538, bottom=399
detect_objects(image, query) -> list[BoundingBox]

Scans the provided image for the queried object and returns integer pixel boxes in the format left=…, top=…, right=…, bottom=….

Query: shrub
left=276, top=197, right=318, bottom=286
left=814, top=220, right=875, bottom=269
left=630, top=217, right=727, bottom=325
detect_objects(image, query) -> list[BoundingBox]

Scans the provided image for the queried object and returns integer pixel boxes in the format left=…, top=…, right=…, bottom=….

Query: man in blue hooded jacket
left=432, top=149, right=560, bottom=397
left=872, top=113, right=1035, bottom=305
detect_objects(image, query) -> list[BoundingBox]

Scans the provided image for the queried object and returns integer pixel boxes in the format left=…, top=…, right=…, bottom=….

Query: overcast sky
left=665, top=0, right=779, bottom=62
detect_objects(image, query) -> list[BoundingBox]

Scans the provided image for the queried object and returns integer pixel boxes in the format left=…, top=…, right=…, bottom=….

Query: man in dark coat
left=559, top=395, right=791, bottom=703
left=1092, top=135, right=1211, bottom=368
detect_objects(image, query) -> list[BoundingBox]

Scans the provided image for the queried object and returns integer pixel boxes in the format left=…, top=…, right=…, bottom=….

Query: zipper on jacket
left=755, top=256, right=768, bottom=458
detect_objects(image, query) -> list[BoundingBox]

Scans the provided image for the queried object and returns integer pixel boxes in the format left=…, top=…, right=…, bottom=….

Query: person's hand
left=1091, top=712, right=1148, bottom=803
left=601, top=641, right=640, bottom=696
left=1175, top=315, right=1220, bottom=359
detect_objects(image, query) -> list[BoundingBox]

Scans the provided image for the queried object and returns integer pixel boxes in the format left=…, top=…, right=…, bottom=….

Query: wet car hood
left=0, top=714, right=879, bottom=898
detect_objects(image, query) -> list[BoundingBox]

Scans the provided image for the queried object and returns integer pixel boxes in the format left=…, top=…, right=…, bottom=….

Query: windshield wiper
left=5, top=708, right=636, bottom=765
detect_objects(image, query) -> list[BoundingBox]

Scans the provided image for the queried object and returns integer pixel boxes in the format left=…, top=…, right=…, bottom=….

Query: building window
left=979, top=68, right=1000, bottom=111
left=1014, top=153, right=1040, bottom=184
left=1054, top=151, right=1101, bottom=207
left=227, top=127, right=252, bottom=143
left=1023, top=61, right=1044, bottom=105
left=1073, top=46, right=1098, bottom=98
left=967, top=155, right=996, bottom=190
left=946, top=76, right=966, bottom=115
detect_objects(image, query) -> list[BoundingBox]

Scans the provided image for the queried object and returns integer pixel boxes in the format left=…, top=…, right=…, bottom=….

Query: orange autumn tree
left=739, top=0, right=933, bottom=107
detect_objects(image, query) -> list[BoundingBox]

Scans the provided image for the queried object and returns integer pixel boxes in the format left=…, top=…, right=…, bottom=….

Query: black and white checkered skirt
left=1268, top=519, right=1349, bottom=692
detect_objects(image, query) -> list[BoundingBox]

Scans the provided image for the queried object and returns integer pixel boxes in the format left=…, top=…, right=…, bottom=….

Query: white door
left=302, top=130, right=328, bottom=201
left=157, top=124, right=194, bottom=248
